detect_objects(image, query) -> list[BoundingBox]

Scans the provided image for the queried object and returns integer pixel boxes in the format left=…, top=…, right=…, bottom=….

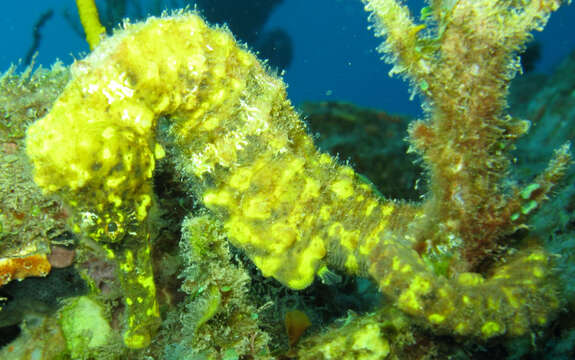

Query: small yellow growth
left=302, top=177, right=321, bottom=200
left=104, top=248, right=115, bottom=259
left=527, top=251, right=547, bottom=262
left=320, top=205, right=331, bottom=220
left=381, top=204, right=394, bottom=216
left=228, top=167, right=253, bottom=191
left=252, top=255, right=282, bottom=278
left=137, top=194, right=152, bottom=221
left=487, top=296, right=501, bottom=311
left=481, top=321, right=504, bottom=338
left=203, top=190, right=233, bottom=207
left=339, top=228, right=361, bottom=252
left=106, top=176, right=127, bottom=190
left=392, top=256, right=401, bottom=271
left=428, top=314, right=445, bottom=324
left=455, top=323, right=468, bottom=335
left=243, top=196, right=272, bottom=219
left=508, top=315, right=529, bottom=336
left=501, top=287, right=522, bottom=309
left=400, top=264, right=412, bottom=273
left=224, top=217, right=257, bottom=246
left=154, top=143, right=165, bottom=159
left=397, top=274, right=432, bottom=313
left=351, top=323, right=390, bottom=359
left=359, top=232, right=381, bottom=256
left=328, top=222, right=344, bottom=237
left=137, top=273, right=157, bottom=292
left=123, top=331, right=150, bottom=350
left=409, top=274, right=432, bottom=294
left=287, top=236, right=326, bottom=289
left=276, top=158, right=306, bottom=192
left=532, top=266, right=544, bottom=278
left=364, top=200, right=378, bottom=217
left=345, top=254, right=359, bottom=273
left=268, top=223, right=297, bottom=253
left=196, top=285, right=222, bottom=330
left=120, top=250, right=134, bottom=273
left=330, top=178, right=355, bottom=199
left=457, top=272, right=485, bottom=286
left=398, top=290, right=421, bottom=312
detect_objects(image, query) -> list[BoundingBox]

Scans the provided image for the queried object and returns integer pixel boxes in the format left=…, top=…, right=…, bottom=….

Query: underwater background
left=1, top=0, right=574, bottom=116
left=1, top=1, right=575, bottom=359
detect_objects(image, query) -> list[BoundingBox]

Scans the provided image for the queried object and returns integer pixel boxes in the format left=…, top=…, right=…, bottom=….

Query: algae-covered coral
left=2, top=0, right=575, bottom=359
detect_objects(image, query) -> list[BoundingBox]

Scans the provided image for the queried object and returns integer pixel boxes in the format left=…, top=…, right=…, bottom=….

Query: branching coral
left=24, top=0, right=571, bottom=350
left=366, top=0, right=571, bottom=266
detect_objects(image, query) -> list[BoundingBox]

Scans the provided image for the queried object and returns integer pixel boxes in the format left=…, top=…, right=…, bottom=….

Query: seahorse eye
left=107, top=221, right=118, bottom=233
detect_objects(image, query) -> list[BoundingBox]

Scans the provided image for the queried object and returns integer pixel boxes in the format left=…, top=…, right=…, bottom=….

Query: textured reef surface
left=1, top=1, right=575, bottom=359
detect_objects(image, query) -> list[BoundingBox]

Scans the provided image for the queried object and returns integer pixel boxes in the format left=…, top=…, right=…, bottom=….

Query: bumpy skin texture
left=26, top=7, right=568, bottom=347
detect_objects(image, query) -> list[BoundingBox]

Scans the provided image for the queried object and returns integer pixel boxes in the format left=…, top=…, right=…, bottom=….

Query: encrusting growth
left=25, top=0, right=570, bottom=349
left=0, top=254, right=51, bottom=287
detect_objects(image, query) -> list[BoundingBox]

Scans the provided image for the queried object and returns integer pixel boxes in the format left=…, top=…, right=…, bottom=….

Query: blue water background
left=1, top=0, right=574, bottom=117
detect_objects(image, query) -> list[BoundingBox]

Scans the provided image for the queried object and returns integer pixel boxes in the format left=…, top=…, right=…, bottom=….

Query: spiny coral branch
left=365, top=0, right=571, bottom=266
left=75, top=0, right=106, bottom=50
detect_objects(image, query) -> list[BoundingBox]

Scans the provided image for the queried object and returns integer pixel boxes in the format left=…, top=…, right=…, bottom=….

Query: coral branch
left=365, top=0, right=571, bottom=265
left=75, top=0, right=106, bottom=50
